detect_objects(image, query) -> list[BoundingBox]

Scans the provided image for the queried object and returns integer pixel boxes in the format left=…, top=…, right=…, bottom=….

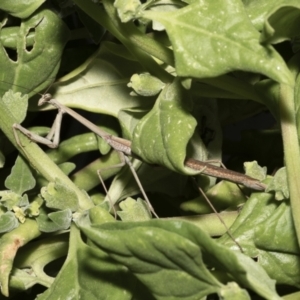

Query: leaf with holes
left=0, top=8, right=70, bottom=97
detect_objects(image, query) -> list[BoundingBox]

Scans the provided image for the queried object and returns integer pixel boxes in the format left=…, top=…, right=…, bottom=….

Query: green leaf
left=118, top=108, right=148, bottom=139
left=41, top=179, right=79, bottom=212
left=258, top=251, right=300, bottom=289
left=254, top=201, right=299, bottom=255
left=5, top=155, right=36, bottom=195
left=0, top=0, right=45, bottom=18
left=48, top=209, right=72, bottom=230
left=180, top=181, right=245, bottom=214
left=141, top=0, right=293, bottom=85
left=82, top=221, right=223, bottom=299
left=117, top=197, right=152, bottom=221
left=244, top=161, right=267, bottom=182
left=25, top=196, right=43, bottom=217
left=36, top=212, right=68, bottom=233
left=219, top=193, right=300, bottom=287
left=37, top=226, right=136, bottom=300
left=13, top=205, right=26, bottom=223
left=220, top=282, right=250, bottom=300
left=0, top=8, right=70, bottom=97
left=0, top=190, right=22, bottom=210
left=80, top=220, right=280, bottom=299
left=0, top=212, right=18, bottom=233
left=147, top=0, right=184, bottom=31
left=114, top=0, right=141, bottom=23
left=243, top=0, right=296, bottom=31
left=128, top=73, right=165, bottom=96
left=265, top=167, right=289, bottom=200
left=32, top=42, right=147, bottom=117
left=260, top=1, right=300, bottom=44
left=132, top=79, right=201, bottom=174
left=219, top=192, right=278, bottom=255
left=88, top=205, right=115, bottom=225
left=1, top=91, right=28, bottom=124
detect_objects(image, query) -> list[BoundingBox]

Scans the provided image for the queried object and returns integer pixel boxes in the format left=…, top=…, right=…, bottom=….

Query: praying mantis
left=1, top=82, right=268, bottom=252
left=12, top=91, right=159, bottom=218
left=12, top=91, right=266, bottom=191
left=11, top=88, right=265, bottom=201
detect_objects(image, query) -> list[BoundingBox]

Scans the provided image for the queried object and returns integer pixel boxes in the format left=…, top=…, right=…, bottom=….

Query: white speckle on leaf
left=177, top=46, right=184, bottom=53
left=193, top=62, right=200, bottom=69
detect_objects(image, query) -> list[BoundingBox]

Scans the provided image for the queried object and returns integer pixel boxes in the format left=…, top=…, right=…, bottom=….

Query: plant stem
left=71, top=151, right=122, bottom=191
left=0, top=219, right=41, bottom=297
left=0, top=97, right=93, bottom=211
left=279, top=83, right=300, bottom=246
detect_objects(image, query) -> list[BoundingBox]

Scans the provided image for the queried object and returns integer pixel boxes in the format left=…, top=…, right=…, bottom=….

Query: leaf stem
left=279, top=83, right=300, bottom=245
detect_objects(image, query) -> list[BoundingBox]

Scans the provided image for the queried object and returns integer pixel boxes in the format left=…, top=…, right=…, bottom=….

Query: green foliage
left=0, top=212, right=18, bottom=233
left=141, top=0, right=293, bottom=84
left=132, top=79, right=201, bottom=173
left=5, top=155, right=35, bottom=195
left=79, top=219, right=279, bottom=299
left=0, top=7, right=70, bottom=96
left=41, top=179, right=79, bottom=211
left=117, top=197, right=152, bottom=221
left=128, top=73, right=165, bottom=96
left=0, top=0, right=299, bottom=298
